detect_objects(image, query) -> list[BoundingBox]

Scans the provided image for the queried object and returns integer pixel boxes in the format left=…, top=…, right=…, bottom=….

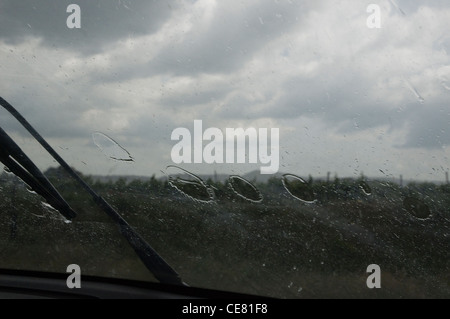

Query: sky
left=1, top=0, right=450, bottom=181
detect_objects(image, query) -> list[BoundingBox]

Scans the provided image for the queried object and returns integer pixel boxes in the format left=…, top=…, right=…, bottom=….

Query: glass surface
left=0, top=0, right=449, bottom=298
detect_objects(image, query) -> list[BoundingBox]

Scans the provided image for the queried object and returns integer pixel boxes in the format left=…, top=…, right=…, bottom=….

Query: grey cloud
left=0, top=0, right=176, bottom=55
left=217, top=70, right=393, bottom=128
left=212, top=64, right=450, bottom=152
left=157, top=84, right=229, bottom=109
left=393, top=0, right=450, bottom=15
left=2, top=0, right=450, bottom=159
left=0, top=91, right=93, bottom=139
left=103, top=0, right=317, bottom=81
left=399, top=99, right=450, bottom=149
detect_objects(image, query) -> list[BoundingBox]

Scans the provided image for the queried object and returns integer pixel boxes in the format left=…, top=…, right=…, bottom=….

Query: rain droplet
left=92, top=132, right=134, bottom=162
left=403, top=196, right=431, bottom=219
left=41, top=201, right=59, bottom=213
left=359, top=181, right=372, bottom=196
left=40, top=202, right=72, bottom=223
left=441, top=80, right=450, bottom=91
left=389, top=0, right=406, bottom=15
left=26, top=187, right=38, bottom=195
left=258, top=17, right=264, bottom=25
left=405, top=80, right=425, bottom=104
left=31, top=213, right=45, bottom=218
left=282, top=174, right=316, bottom=203
left=227, top=175, right=263, bottom=203
left=3, top=166, right=13, bottom=175
left=166, top=166, right=215, bottom=203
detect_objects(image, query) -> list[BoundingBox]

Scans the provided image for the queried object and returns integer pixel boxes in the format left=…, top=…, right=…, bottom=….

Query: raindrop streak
left=403, top=196, right=431, bottom=219
left=40, top=202, right=72, bottom=223
left=282, top=174, right=316, bottom=203
left=405, top=80, right=425, bottom=104
left=26, top=187, right=38, bottom=195
left=388, top=0, right=406, bottom=15
left=3, top=167, right=36, bottom=194
left=227, top=175, right=263, bottom=203
left=92, top=132, right=134, bottom=162
left=30, top=213, right=45, bottom=218
left=359, top=181, right=372, bottom=196
left=41, top=201, right=58, bottom=213
left=3, top=166, right=13, bottom=175
left=441, top=80, right=450, bottom=91
left=166, top=166, right=215, bottom=203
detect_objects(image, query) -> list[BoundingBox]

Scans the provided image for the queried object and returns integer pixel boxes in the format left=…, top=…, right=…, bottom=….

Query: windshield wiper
left=0, top=126, right=77, bottom=220
left=0, top=97, right=185, bottom=286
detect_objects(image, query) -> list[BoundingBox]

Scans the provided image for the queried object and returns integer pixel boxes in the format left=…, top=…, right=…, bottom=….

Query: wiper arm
left=0, top=97, right=185, bottom=286
left=0, top=127, right=77, bottom=220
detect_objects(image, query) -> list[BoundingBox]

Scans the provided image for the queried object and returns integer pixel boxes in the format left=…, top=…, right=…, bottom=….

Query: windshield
left=0, top=0, right=449, bottom=298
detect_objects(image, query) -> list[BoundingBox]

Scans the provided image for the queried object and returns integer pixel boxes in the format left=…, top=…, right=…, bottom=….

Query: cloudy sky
left=1, top=0, right=450, bottom=181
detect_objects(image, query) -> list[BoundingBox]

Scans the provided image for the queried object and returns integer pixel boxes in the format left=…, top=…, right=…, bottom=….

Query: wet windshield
left=0, top=0, right=449, bottom=298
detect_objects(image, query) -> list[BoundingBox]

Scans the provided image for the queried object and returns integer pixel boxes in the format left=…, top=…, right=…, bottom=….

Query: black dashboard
left=0, top=268, right=259, bottom=299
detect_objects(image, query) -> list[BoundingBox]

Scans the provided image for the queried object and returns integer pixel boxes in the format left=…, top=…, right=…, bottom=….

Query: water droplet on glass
left=298, top=287, right=303, bottom=293
left=227, top=175, right=263, bottom=203
left=92, top=132, right=134, bottom=162
left=24, top=182, right=37, bottom=195
left=40, top=202, right=72, bottom=223
left=282, top=174, right=316, bottom=203
left=3, top=166, right=13, bottom=175
left=389, top=0, right=406, bottom=15
left=41, top=201, right=59, bottom=213
left=166, top=166, right=215, bottom=203
left=31, top=213, right=45, bottom=218
left=26, top=187, right=38, bottom=195
left=405, top=80, right=425, bottom=104
left=403, top=196, right=431, bottom=219
left=441, top=80, right=450, bottom=91
left=359, top=181, right=372, bottom=196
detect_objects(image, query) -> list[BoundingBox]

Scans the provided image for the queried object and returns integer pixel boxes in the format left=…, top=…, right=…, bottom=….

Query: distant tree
left=267, top=176, right=282, bottom=187
left=128, top=179, right=145, bottom=193
left=149, top=174, right=160, bottom=190
left=334, top=174, right=340, bottom=185
left=114, top=177, right=127, bottom=193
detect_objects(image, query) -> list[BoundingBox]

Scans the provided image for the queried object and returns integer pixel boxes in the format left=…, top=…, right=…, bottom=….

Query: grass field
left=0, top=169, right=449, bottom=298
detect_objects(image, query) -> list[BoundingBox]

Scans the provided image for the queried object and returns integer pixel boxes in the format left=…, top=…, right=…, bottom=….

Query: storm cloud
left=1, top=0, right=450, bottom=180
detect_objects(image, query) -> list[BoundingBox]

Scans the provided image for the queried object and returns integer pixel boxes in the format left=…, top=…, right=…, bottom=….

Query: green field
left=0, top=168, right=449, bottom=298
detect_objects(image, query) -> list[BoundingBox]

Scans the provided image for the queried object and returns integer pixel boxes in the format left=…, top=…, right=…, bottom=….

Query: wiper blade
left=0, top=127, right=77, bottom=220
left=0, top=97, right=185, bottom=286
